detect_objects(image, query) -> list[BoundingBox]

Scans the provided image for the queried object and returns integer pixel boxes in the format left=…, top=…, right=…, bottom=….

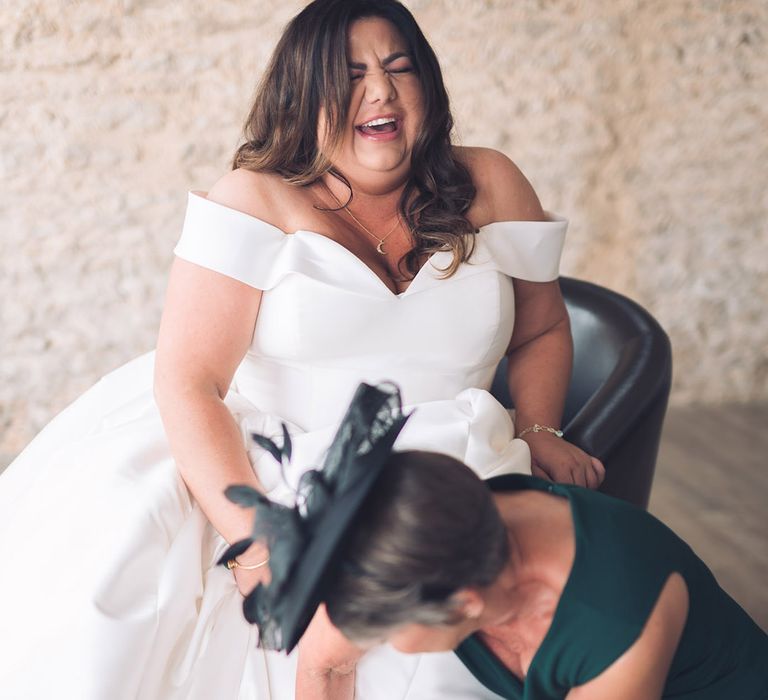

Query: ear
left=452, top=588, right=485, bottom=621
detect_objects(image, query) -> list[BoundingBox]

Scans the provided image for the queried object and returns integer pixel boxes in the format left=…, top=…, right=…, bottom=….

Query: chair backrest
left=491, top=277, right=672, bottom=507
left=560, top=277, right=672, bottom=429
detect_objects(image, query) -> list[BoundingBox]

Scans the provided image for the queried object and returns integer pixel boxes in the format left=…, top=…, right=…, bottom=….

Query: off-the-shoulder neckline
left=188, top=190, right=566, bottom=237
left=186, top=190, right=565, bottom=298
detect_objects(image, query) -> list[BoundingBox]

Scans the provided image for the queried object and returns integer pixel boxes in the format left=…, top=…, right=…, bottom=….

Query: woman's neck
left=476, top=491, right=576, bottom=630
left=320, top=172, right=406, bottom=219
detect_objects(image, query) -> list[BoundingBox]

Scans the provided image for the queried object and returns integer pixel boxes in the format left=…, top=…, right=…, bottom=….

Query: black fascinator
left=218, top=381, right=411, bottom=652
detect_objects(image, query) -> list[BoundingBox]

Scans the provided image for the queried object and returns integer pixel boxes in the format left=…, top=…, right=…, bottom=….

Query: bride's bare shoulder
left=205, top=168, right=310, bottom=230
left=453, top=145, right=545, bottom=224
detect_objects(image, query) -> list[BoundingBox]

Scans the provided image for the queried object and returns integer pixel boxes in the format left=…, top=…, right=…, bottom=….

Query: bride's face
left=322, top=16, right=425, bottom=186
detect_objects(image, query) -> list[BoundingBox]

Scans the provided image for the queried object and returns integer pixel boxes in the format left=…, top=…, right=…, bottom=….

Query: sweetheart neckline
left=293, top=230, right=440, bottom=297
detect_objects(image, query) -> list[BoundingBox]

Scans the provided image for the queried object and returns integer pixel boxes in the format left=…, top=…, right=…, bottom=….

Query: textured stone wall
left=2, top=0, right=766, bottom=457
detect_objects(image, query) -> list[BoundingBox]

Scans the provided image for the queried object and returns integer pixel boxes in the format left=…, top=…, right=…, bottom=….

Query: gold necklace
left=323, top=183, right=401, bottom=255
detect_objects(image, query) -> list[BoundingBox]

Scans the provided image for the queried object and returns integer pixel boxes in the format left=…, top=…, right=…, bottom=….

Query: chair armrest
left=563, top=332, right=672, bottom=459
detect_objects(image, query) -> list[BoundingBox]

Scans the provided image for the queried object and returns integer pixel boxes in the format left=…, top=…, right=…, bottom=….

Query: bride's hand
left=230, top=542, right=272, bottom=596
left=522, top=432, right=605, bottom=489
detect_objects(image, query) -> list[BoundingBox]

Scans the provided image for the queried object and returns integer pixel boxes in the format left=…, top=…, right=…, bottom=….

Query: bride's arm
left=154, top=256, right=267, bottom=573
left=465, top=147, right=604, bottom=488
left=154, top=175, right=274, bottom=591
left=505, top=277, right=605, bottom=488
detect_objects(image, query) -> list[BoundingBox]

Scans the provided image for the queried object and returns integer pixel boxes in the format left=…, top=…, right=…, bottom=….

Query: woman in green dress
left=320, top=450, right=768, bottom=699
left=226, top=382, right=768, bottom=699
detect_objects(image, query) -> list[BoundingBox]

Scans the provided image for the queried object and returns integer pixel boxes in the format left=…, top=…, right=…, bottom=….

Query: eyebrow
left=347, top=51, right=411, bottom=70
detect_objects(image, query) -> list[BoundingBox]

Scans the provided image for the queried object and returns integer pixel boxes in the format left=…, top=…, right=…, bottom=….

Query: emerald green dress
left=455, top=475, right=768, bottom=699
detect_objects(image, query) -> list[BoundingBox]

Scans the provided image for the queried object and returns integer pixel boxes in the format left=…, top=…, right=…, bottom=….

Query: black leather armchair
left=490, top=277, right=672, bottom=509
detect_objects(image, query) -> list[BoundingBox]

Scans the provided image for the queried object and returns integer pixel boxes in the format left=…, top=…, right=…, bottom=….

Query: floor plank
left=649, top=403, right=768, bottom=630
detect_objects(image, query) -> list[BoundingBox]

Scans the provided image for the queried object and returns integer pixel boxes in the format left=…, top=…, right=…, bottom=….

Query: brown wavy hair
left=231, top=0, right=478, bottom=277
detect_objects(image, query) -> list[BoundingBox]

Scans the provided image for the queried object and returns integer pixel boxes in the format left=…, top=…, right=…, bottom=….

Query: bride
left=0, top=0, right=603, bottom=697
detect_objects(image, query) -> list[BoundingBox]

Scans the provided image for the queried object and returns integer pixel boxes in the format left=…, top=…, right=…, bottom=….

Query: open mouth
left=355, top=116, right=400, bottom=136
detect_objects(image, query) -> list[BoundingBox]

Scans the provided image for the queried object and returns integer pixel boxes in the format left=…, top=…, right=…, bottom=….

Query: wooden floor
left=2, top=404, right=767, bottom=630
left=649, top=403, right=768, bottom=630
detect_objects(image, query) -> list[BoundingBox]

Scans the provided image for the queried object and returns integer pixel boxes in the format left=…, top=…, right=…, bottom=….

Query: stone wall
left=2, top=0, right=766, bottom=456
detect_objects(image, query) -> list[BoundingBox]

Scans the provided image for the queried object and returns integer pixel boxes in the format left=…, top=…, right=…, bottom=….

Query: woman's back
left=456, top=475, right=768, bottom=699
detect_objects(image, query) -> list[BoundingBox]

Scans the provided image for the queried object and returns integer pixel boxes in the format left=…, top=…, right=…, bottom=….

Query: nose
left=364, top=70, right=396, bottom=104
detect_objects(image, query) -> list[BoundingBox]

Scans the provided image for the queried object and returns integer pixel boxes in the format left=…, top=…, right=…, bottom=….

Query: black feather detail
left=320, top=382, right=403, bottom=489
left=296, top=469, right=332, bottom=523
left=281, top=422, right=292, bottom=462
left=224, top=484, right=263, bottom=508
left=229, top=382, right=410, bottom=651
left=216, top=537, right=255, bottom=567
left=242, top=585, right=285, bottom=649
left=247, top=498, right=297, bottom=540
left=248, top=502, right=306, bottom=586
left=251, top=433, right=283, bottom=464
left=242, top=584, right=275, bottom=632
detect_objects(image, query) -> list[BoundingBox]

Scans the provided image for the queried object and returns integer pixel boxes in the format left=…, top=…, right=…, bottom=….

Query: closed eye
left=347, top=51, right=414, bottom=79
left=349, top=67, right=412, bottom=81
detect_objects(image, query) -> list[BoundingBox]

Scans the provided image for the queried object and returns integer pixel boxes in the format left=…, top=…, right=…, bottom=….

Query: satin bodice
left=175, top=191, right=567, bottom=432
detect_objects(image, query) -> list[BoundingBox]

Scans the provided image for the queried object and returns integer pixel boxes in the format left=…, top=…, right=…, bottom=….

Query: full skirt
left=0, top=353, right=522, bottom=699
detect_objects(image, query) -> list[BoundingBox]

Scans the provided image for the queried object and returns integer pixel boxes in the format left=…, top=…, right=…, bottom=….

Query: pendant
left=376, top=241, right=386, bottom=254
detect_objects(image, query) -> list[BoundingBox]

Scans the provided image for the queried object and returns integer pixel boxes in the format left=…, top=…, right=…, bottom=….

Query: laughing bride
left=0, top=1, right=603, bottom=697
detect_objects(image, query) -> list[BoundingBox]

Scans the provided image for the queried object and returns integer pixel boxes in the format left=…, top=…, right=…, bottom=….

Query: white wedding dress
left=0, top=191, right=566, bottom=700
